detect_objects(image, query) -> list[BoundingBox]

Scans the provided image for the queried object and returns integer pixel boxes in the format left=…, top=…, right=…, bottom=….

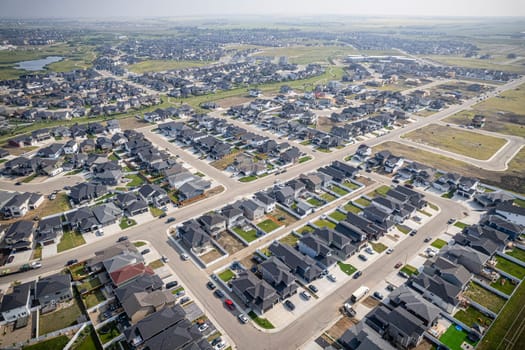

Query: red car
left=394, top=262, right=403, bottom=269
left=225, top=299, right=235, bottom=310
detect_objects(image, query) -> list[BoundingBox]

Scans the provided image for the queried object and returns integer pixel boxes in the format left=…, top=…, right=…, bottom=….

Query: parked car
left=211, top=338, right=223, bottom=346
left=409, top=230, right=417, bottom=236
left=161, top=255, right=169, bottom=263
left=198, top=323, right=209, bottom=332
left=30, top=261, right=42, bottom=269
left=181, top=253, right=189, bottom=260
left=165, top=281, right=179, bottom=289
left=398, top=271, right=410, bottom=278
left=117, top=236, right=128, bottom=242
left=353, top=271, right=362, bottom=279
left=141, top=249, right=151, bottom=255
left=284, top=300, right=295, bottom=310
left=238, top=313, right=249, bottom=324
left=66, top=259, right=78, bottom=266
left=424, top=237, right=432, bottom=243
left=373, top=291, right=384, bottom=300
left=214, top=289, right=225, bottom=298
left=180, top=296, right=191, bottom=304
left=358, top=254, right=368, bottom=261
left=386, top=248, right=393, bottom=254
left=386, top=284, right=395, bottom=291
left=225, top=299, right=235, bottom=310
left=214, top=341, right=226, bottom=350
left=308, top=284, right=319, bottom=293
left=327, top=274, right=337, bottom=282
left=166, top=217, right=176, bottom=223
left=159, top=212, right=167, bottom=218
left=300, top=291, right=311, bottom=300
left=207, top=281, right=216, bottom=290
left=394, top=262, right=403, bottom=269
left=447, top=218, right=456, bottom=224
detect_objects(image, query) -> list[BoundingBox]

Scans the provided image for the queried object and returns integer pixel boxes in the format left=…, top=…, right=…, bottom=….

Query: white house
left=63, top=140, right=78, bottom=154
left=0, top=282, right=32, bottom=323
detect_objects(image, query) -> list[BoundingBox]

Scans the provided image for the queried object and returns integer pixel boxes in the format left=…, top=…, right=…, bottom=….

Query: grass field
left=257, top=219, right=281, bottom=233
left=344, top=202, right=362, bottom=214
left=128, top=59, right=210, bottom=73
left=97, top=321, right=120, bottom=344
left=279, top=234, right=299, bottom=246
left=366, top=185, right=390, bottom=198
left=370, top=242, right=388, bottom=253
left=329, top=210, right=347, bottom=222
left=454, top=306, right=493, bottom=328
left=39, top=300, right=83, bottom=335
left=296, top=225, right=315, bottom=235
left=232, top=226, right=258, bottom=242
left=125, top=174, right=145, bottom=187
left=439, top=324, right=477, bottom=350
left=307, top=197, right=324, bottom=207
left=431, top=239, right=448, bottom=249
left=495, top=256, right=525, bottom=279
left=423, top=55, right=525, bottom=73
left=148, top=259, right=165, bottom=269
left=464, top=282, right=507, bottom=313
left=372, top=141, right=525, bottom=195
left=342, top=180, right=360, bottom=190
left=507, top=248, right=525, bottom=262
left=400, top=264, right=419, bottom=276
left=320, top=192, right=337, bottom=202
left=23, top=336, right=70, bottom=350
left=402, top=124, right=507, bottom=160
left=82, top=289, right=106, bottom=309
left=71, top=326, right=100, bottom=350
left=119, top=217, right=137, bottom=230
left=57, top=231, right=86, bottom=253
left=313, top=219, right=336, bottom=229
left=337, top=261, right=357, bottom=276
left=355, top=197, right=371, bottom=207
left=329, top=185, right=349, bottom=196
left=253, top=45, right=358, bottom=64
left=248, top=311, right=275, bottom=329
left=149, top=206, right=164, bottom=217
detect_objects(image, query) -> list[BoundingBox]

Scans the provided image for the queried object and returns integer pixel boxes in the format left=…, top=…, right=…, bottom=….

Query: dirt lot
left=210, top=150, right=242, bottom=170
left=119, top=116, right=149, bottom=130
left=239, top=254, right=258, bottom=271
left=216, top=231, right=246, bottom=255
left=0, top=313, right=34, bottom=347
left=326, top=316, right=358, bottom=341
left=268, top=207, right=298, bottom=226
left=1, top=145, right=38, bottom=156
left=362, top=296, right=380, bottom=308
left=355, top=176, right=376, bottom=187
left=317, top=116, right=342, bottom=132
left=216, top=96, right=253, bottom=108
left=200, top=249, right=223, bottom=264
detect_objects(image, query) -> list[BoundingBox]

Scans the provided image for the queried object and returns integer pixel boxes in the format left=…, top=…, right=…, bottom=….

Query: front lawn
left=313, top=219, right=336, bottom=229
left=439, top=324, right=477, bottom=350
left=344, top=202, right=362, bottom=214
left=39, top=300, right=83, bottom=335
left=57, top=230, right=86, bottom=253
left=97, top=321, right=120, bottom=344
left=306, top=197, right=323, bottom=207
left=370, top=242, right=387, bottom=253
left=342, top=180, right=359, bottom=190
left=400, top=264, right=419, bottom=276
left=279, top=234, right=299, bottom=246
left=296, top=225, right=314, bottom=235
left=338, top=261, right=357, bottom=275
left=148, top=259, right=165, bottom=269
left=320, top=192, right=337, bottom=202
left=218, top=269, right=235, bottom=282
left=463, top=282, right=506, bottom=313
left=69, top=263, right=87, bottom=281
left=248, top=311, right=275, bottom=329
left=257, top=219, right=281, bottom=233
left=239, top=175, right=257, bottom=182
left=23, top=336, right=69, bottom=350
left=490, top=276, right=516, bottom=295
left=329, top=185, right=349, bottom=196
left=431, top=239, right=447, bottom=249
left=507, top=248, right=525, bottom=263
left=119, top=217, right=137, bottom=230
left=495, top=256, right=525, bottom=279
left=454, top=306, right=493, bottom=328
left=329, top=210, right=347, bottom=222
left=355, top=197, right=371, bottom=207
left=125, top=174, right=145, bottom=187
left=454, top=221, right=469, bottom=229
left=133, top=241, right=146, bottom=247
left=366, top=185, right=390, bottom=198
left=149, top=206, right=164, bottom=217
left=299, top=156, right=312, bottom=163
left=232, top=226, right=258, bottom=242
left=82, top=289, right=106, bottom=309
left=396, top=224, right=411, bottom=235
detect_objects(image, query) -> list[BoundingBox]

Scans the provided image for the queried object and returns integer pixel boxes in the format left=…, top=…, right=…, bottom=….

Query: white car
left=161, top=255, right=169, bottom=263
left=327, top=274, right=337, bottom=282
left=214, top=342, right=226, bottom=350
left=181, top=253, right=189, bottom=260
left=31, top=261, right=42, bottom=269
left=386, top=248, right=394, bottom=254
left=238, top=313, right=249, bottom=323
left=198, top=323, right=209, bottom=332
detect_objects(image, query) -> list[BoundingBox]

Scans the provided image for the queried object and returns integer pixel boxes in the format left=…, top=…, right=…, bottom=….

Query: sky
left=1, top=0, right=524, bottom=18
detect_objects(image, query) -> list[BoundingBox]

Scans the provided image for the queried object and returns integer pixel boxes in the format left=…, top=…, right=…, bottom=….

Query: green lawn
left=306, top=197, right=323, bottom=207
left=342, top=180, right=359, bottom=190
left=417, top=209, right=432, bottom=217
left=232, top=226, right=258, bottom=242
left=454, top=221, right=469, bottom=229
left=39, top=300, right=83, bottom=335
left=355, top=197, right=371, bottom=207
left=82, top=289, right=106, bottom=309
left=133, top=241, right=147, bottom=247
left=279, top=234, right=299, bottom=246
left=119, top=217, right=137, bottom=230
left=367, top=185, right=391, bottom=198
left=97, top=321, right=120, bottom=344
left=149, top=206, right=164, bottom=217
left=344, top=202, right=362, bottom=214
left=490, top=276, right=517, bottom=295
left=218, top=269, right=235, bottom=282
left=464, top=282, right=507, bottom=313
left=370, top=242, right=388, bottom=253
left=128, top=59, right=209, bottom=73
left=72, top=326, right=100, bottom=350
left=320, top=192, right=337, bottom=202
left=495, top=256, right=525, bottom=279
left=400, top=264, right=419, bottom=276
left=296, top=225, right=315, bottom=235
left=78, top=276, right=101, bottom=294
left=329, top=185, right=349, bottom=196
left=329, top=210, right=347, bottom=222
left=148, top=259, right=165, bottom=269
left=427, top=202, right=439, bottom=211
left=442, top=190, right=455, bottom=199
left=439, top=324, right=477, bottom=350
left=396, top=224, right=411, bottom=235
left=257, top=219, right=281, bottom=233
left=125, top=174, right=145, bottom=187
left=454, top=306, right=493, bottom=328
left=108, top=153, right=119, bottom=161
left=431, top=239, right=448, bottom=249
left=239, top=175, right=258, bottom=182
left=403, top=123, right=507, bottom=160
left=23, top=336, right=70, bottom=350
left=313, top=219, right=336, bottom=229
left=514, top=198, right=525, bottom=208
left=69, top=263, right=87, bottom=281
left=22, top=173, right=38, bottom=183
left=65, top=169, right=84, bottom=176
left=337, top=261, right=357, bottom=276
left=57, top=230, right=86, bottom=253
left=299, top=156, right=312, bottom=163
left=248, top=311, right=275, bottom=329
left=507, top=248, right=525, bottom=263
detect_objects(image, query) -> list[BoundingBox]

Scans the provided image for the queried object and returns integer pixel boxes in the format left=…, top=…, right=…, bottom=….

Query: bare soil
left=200, top=249, right=223, bottom=264
left=216, top=231, right=246, bottom=255
left=326, top=316, right=356, bottom=340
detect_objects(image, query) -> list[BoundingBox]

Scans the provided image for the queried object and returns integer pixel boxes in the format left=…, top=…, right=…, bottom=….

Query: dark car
left=353, top=271, right=362, bottom=279
left=308, top=284, right=319, bottom=293
left=394, top=262, right=403, bottom=269
left=66, top=259, right=78, bottom=266
left=447, top=218, right=456, bottom=224
left=386, top=284, right=395, bottom=291
left=207, top=281, right=216, bottom=290
left=14, top=182, right=21, bottom=186
left=165, top=281, right=179, bottom=289
left=358, top=254, right=368, bottom=261
left=159, top=212, right=167, bottom=218
left=141, top=249, right=151, bottom=255
left=410, top=230, right=417, bottom=236
left=166, top=217, right=176, bottom=223
left=373, top=291, right=384, bottom=300
left=214, top=289, right=225, bottom=298
left=284, top=300, right=295, bottom=311
left=424, top=237, right=432, bottom=243
left=117, top=236, right=128, bottom=242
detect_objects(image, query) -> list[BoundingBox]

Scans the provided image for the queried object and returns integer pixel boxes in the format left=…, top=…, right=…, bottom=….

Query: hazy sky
left=1, top=0, right=524, bottom=18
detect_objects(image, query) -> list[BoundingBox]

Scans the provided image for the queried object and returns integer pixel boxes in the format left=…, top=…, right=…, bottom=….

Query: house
left=35, top=273, right=72, bottom=307
left=456, top=177, right=479, bottom=198
left=85, top=240, right=141, bottom=273
left=493, top=200, right=525, bottom=226
left=280, top=147, right=300, bottom=164
left=178, top=181, right=208, bottom=202
left=296, top=200, right=314, bottom=216
left=65, top=207, right=99, bottom=233
left=141, top=319, right=208, bottom=350
left=484, top=215, right=525, bottom=240
left=4, top=220, right=34, bottom=250
left=35, top=215, right=63, bottom=245
left=221, top=206, right=244, bottom=228
left=239, top=199, right=265, bottom=221
left=268, top=241, right=323, bottom=282
left=63, top=140, right=78, bottom=154
left=472, top=115, right=486, bottom=128
left=92, top=202, right=122, bottom=226
left=259, top=256, right=298, bottom=299
left=274, top=186, right=295, bottom=207
left=474, top=191, right=514, bottom=208
left=340, top=322, right=396, bottom=350
left=121, top=289, right=176, bottom=324
left=115, top=192, right=149, bottom=217
left=106, top=119, right=121, bottom=134
left=298, top=233, right=337, bottom=269
left=80, top=139, right=96, bottom=153
left=109, top=263, right=155, bottom=288
left=384, top=155, right=404, bottom=173
left=178, top=221, right=212, bottom=254
left=199, top=213, right=227, bottom=237
left=2, top=192, right=32, bottom=218
left=167, top=172, right=197, bottom=189
left=230, top=271, right=279, bottom=314
left=0, top=282, right=32, bottom=323
left=254, top=192, right=276, bottom=213
left=69, top=183, right=108, bottom=205
left=299, top=173, right=323, bottom=193
left=138, top=184, right=169, bottom=207
left=363, top=206, right=395, bottom=231
left=103, top=252, right=144, bottom=275
left=355, top=144, right=372, bottom=161
left=313, top=227, right=357, bottom=260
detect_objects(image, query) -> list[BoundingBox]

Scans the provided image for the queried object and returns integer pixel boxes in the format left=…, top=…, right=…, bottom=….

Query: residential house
left=69, top=183, right=108, bottom=205
left=340, top=322, right=396, bottom=350
left=0, top=282, right=32, bottom=323
left=178, top=221, right=212, bottom=254
left=85, top=240, right=141, bottom=273
left=493, top=200, right=525, bottom=226
left=138, top=184, right=169, bottom=207
left=65, top=207, right=99, bottom=233
left=239, top=199, right=265, bottom=221
left=92, top=202, right=122, bottom=227
left=115, top=192, right=149, bottom=217
left=35, top=215, right=63, bottom=245
left=274, top=186, right=295, bottom=207
left=259, top=256, right=298, bottom=299
left=268, top=241, right=323, bottom=282
left=456, top=177, right=479, bottom=198
left=384, top=155, right=404, bottom=173
left=63, top=140, right=78, bottom=154
left=298, top=233, right=337, bottom=269
left=199, top=213, right=227, bottom=237
left=178, top=180, right=209, bottom=202
left=35, top=273, right=72, bottom=307
left=254, top=192, right=276, bottom=213
left=230, top=271, right=279, bottom=314
left=109, top=263, right=155, bottom=288
left=121, top=289, right=176, bottom=324
left=314, top=227, right=357, bottom=260
left=221, top=206, right=244, bottom=228
left=4, top=220, right=34, bottom=250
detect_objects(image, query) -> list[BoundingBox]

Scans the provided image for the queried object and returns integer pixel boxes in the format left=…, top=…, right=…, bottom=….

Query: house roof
left=143, top=319, right=202, bottom=350
left=124, top=304, right=186, bottom=344
left=110, top=263, right=155, bottom=286
left=0, top=282, right=32, bottom=313
left=92, top=202, right=121, bottom=225
left=36, top=273, right=71, bottom=299
left=121, top=290, right=176, bottom=320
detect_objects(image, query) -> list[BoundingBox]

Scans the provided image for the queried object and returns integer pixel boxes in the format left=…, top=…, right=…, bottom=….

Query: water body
left=14, top=56, right=63, bottom=71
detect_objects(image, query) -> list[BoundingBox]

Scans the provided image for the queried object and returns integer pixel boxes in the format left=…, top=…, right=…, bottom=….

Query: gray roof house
left=298, top=233, right=337, bottom=269
left=35, top=215, right=63, bottom=245
left=268, top=241, right=323, bottom=282
left=138, top=184, right=169, bottom=207
left=120, top=289, right=177, bottom=324
left=35, top=273, right=72, bottom=307
left=5, top=220, right=34, bottom=250
left=221, top=206, right=244, bottom=227
left=240, top=199, right=265, bottom=221
left=314, top=227, right=357, bottom=260
left=230, top=271, right=279, bottom=314
left=340, top=322, right=396, bottom=350
left=179, top=222, right=212, bottom=255
left=0, top=282, right=32, bottom=323
left=92, top=202, right=122, bottom=226
left=199, top=213, right=226, bottom=237
left=259, top=256, right=298, bottom=299
left=254, top=192, right=276, bottom=213
left=65, top=207, right=99, bottom=233
left=274, top=186, right=295, bottom=207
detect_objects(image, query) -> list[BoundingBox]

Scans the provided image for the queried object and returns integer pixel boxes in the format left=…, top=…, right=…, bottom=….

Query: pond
left=14, top=56, right=63, bottom=71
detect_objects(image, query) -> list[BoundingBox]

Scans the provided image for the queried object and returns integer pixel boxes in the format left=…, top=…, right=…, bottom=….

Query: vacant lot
left=463, top=282, right=506, bottom=313
left=373, top=141, right=525, bottom=194
left=254, top=45, right=358, bottom=64
left=200, top=249, right=223, bottom=264
left=268, top=207, right=297, bottom=226
left=216, top=232, right=245, bottom=254
left=326, top=316, right=356, bottom=340
left=423, top=55, right=525, bottom=73
left=279, top=234, right=299, bottom=247
left=128, top=59, right=210, bottom=73
left=403, top=124, right=507, bottom=160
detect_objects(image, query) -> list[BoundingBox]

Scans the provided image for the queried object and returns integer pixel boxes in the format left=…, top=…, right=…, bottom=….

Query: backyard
left=232, top=226, right=258, bottom=242
left=328, top=210, right=347, bottom=222
left=490, top=276, right=517, bottom=295
left=355, top=197, right=371, bottom=207
left=366, top=185, right=391, bottom=198
left=342, top=180, right=360, bottom=190
left=81, top=289, right=106, bottom=309
left=39, top=300, right=83, bottom=336
left=57, top=230, right=86, bottom=253
left=329, top=185, right=349, bottom=196
left=306, top=197, right=324, bottom=207
left=506, top=248, right=525, bottom=262
left=439, top=325, right=477, bottom=350
left=279, top=234, right=299, bottom=247
left=125, top=174, right=145, bottom=187
left=256, top=219, right=281, bottom=233
left=97, top=321, right=120, bottom=345
left=296, top=225, right=315, bottom=235
left=343, top=202, right=362, bottom=214
left=320, top=192, right=337, bottom=202
left=463, top=282, right=507, bottom=313
left=454, top=306, right=493, bottom=327
left=77, top=276, right=102, bottom=294
left=495, top=256, right=525, bottom=279
left=23, top=336, right=70, bottom=350
left=268, top=207, right=297, bottom=226
left=313, top=219, right=336, bottom=230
